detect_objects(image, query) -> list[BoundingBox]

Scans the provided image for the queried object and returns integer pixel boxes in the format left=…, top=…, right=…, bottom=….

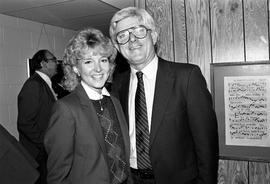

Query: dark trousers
left=35, top=150, right=47, bottom=184
left=130, top=168, right=156, bottom=184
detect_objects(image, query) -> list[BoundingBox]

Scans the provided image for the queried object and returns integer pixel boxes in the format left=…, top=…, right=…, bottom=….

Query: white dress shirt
left=36, top=71, right=57, bottom=100
left=129, top=55, right=158, bottom=169
left=81, top=80, right=110, bottom=100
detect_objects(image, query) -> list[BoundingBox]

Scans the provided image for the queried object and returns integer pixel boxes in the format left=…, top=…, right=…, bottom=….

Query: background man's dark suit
left=0, top=124, right=39, bottom=184
left=112, top=58, right=219, bottom=184
left=45, top=84, right=132, bottom=184
left=17, top=72, right=56, bottom=183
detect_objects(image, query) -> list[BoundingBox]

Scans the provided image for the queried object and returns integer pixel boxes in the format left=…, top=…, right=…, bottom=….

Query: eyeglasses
left=116, top=25, right=150, bottom=45
left=45, top=57, right=58, bottom=63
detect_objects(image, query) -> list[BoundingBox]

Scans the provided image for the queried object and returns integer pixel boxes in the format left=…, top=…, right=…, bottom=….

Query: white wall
left=0, top=14, right=76, bottom=139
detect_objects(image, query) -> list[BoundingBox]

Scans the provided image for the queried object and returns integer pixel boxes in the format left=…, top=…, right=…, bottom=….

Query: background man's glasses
left=116, top=25, right=150, bottom=45
left=45, top=58, right=58, bottom=63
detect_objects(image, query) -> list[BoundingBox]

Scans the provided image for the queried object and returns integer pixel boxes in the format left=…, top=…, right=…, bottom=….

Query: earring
left=73, top=67, right=80, bottom=76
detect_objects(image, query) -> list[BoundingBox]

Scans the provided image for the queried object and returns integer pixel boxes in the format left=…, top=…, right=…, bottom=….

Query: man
left=109, top=7, right=219, bottom=184
left=17, top=49, right=58, bottom=184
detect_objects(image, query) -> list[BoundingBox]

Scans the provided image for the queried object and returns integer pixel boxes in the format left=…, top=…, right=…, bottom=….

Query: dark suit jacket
left=0, top=124, right=39, bottom=184
left=45, top=84, right=132, bottom=184
left=112, top=58, right=219, bottom=184
left=17, top=72, right=56, bottom=158
left=52, top=82, right=70, bottom=99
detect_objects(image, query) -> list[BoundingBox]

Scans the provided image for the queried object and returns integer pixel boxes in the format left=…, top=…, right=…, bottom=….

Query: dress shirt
left=81, top=80, right=110, bottom=100
left=36, top=71, right=57, bottom=100
left=129, top=55, right=158, bottom=169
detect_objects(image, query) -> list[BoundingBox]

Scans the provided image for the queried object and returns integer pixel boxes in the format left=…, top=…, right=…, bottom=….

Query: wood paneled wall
left=135, top=0, right=270, bottom=183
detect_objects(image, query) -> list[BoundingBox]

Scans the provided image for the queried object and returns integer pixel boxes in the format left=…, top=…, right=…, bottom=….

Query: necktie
left=135, top=71, right=152, bottom=169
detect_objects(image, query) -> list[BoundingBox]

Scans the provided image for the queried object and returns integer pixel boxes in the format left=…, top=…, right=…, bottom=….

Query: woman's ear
left=72, top=66, right=80, bottom=76
left=107, top=64, right=115, bottom=83
left=109, top=63, right=115, bottom=75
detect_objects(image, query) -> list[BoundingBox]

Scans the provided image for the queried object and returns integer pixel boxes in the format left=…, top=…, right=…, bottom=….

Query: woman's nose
left=94, top=62, right=101, bottom=72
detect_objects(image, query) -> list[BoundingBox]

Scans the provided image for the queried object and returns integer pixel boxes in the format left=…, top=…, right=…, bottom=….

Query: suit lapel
left=150, top=59, right=174, bottom=147
left=75, top=84, right=107, bottom=155
left=118, top=71, right=130, bottom=124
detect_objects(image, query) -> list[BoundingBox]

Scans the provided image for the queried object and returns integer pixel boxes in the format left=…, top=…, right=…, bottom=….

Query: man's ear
left=151, top=31, right=158, bottom=45
left=40, top=60, right=47, bottom=68
left=114, top=43, right=120, bottom=51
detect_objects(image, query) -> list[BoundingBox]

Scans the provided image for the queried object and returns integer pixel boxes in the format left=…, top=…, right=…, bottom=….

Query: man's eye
left=118, top=33, right=127, bottom=39
left=136, top=27, right=145, bottom=33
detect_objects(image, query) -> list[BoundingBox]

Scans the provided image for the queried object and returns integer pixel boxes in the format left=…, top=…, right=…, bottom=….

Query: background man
left=17, top=49, right=57, bottom=184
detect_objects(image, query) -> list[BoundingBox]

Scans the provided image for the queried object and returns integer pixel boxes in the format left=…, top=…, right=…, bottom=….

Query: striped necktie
left=135, top=71, right=152, bottom=169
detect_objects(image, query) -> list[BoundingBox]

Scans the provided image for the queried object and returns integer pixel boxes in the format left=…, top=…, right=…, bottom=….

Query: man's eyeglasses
left=45, top=57, right=58, bottom=63
left=116, top=25, right=150, bottom=45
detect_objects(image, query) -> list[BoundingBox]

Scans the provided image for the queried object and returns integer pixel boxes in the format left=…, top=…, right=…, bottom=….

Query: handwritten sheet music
left=224, top=76, right=270, bottom=147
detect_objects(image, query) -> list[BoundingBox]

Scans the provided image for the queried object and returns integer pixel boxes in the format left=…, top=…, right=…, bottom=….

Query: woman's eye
left=101, top=58, right=109, bottom=63
left=84, top=60, right=93, bottom=64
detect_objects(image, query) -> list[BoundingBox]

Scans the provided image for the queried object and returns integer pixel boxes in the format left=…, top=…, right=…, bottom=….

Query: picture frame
left=210, top=61, right=270, bottom=162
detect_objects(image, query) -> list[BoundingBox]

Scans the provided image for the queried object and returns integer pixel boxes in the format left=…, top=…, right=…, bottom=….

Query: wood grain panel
left=145, top=1, right=270, bottom=183
left=249, top=162, right=270, bottom=184
left=218, top=159, right=248, bottom=184
left=135, top=0, right=146, bottom=9
left=244, top=0, right=269, bottom=61
left=210, top=0, right=245, bottom=63
left=185, top=0, right=211, bottom=88
left=146, top=0, right=174, bottom=61
left=171, top=0, right=187, bottom=63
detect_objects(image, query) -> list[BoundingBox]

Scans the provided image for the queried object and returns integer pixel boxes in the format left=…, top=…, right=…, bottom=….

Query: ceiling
left=0, top=0, right=134, bottom=35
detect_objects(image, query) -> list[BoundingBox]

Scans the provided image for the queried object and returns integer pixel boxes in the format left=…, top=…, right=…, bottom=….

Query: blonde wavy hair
left=62, top=27, right=117, bottom=91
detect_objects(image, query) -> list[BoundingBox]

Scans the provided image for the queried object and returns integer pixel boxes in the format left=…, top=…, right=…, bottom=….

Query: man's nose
left=129, top=32, right=137, bottom=42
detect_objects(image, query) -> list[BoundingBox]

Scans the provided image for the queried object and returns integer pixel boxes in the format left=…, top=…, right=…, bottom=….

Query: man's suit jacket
left=0, top=124, right=39, bottom=184
left=17, top=72, right=56, bottom=158
left=112, top=58, right=219, bottom=184
left=45, top=84, right=132, bottom=184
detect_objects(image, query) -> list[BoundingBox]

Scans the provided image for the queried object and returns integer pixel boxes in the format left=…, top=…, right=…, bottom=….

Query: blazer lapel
left=75, top=84, right=107, bottom=155
left=150, top=59, right=174, bottom=147
left=110, top=96, right=130, bottom=160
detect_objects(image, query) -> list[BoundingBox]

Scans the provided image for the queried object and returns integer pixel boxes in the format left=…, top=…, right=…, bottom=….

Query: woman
left=45, top=27, right=131, bottom=184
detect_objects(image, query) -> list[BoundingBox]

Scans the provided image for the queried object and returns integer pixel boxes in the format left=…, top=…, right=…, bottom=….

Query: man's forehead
left=116, top=16, right=141, bottom=31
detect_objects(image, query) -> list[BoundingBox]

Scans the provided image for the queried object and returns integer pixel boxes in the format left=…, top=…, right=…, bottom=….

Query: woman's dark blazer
left=45, top=84, right=132, bottom=184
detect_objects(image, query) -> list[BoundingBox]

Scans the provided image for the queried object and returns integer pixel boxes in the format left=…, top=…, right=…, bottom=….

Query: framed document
left=211, top=61, right=270, bottom=161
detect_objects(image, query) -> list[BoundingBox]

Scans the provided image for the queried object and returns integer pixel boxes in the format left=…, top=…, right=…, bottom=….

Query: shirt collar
left=36, top=71, right=52, bottom=87
left=130, top=55, right=158, bottom=80
left=81, top=80, right=110, bottom=100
